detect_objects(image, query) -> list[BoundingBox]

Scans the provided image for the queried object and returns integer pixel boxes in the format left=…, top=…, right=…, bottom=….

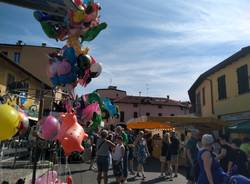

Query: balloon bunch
left=47, top=46, right=102, bottom=89
left=34, top=0, right=107, bottom=55
left=73, top=91, right=120, bottom=133
left=38, top=112, right=88, bottom=156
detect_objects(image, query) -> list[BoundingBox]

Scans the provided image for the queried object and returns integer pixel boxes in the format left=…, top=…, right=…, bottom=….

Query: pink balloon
left=47, top=62, right=59, bottom=78
left=57, top=59, right=72, bottom=76
left=29, top=170, right=67, bottom=184
left=82, top=102, right=101, bottom=122
left=56, top=112, right=88, bottom=156
left=39, top=115, right=60, bottom=141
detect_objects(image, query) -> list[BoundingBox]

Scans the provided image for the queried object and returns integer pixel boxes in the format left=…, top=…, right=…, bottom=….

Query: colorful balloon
left=56, top=59, right=72, bottom=76
left=57, top=112, right=88, bottom=156
left=0, top=104, right=21, bottom=141
left=38, top=115, right=60, bottom=141
left=90, top=62, right=102, bottom=78
left=82, top=102, right=101, bottom=122
left=18, top=111, right=29, bottom=135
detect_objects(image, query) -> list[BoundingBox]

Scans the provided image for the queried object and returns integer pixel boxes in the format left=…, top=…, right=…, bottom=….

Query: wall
left=96, top=89, right=127, bottom=100
left=196, top=54, right=250, bottom=118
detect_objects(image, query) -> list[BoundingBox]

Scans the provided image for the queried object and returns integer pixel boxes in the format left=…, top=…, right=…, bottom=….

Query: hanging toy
left=56, top=112, right=88, bottom=156
left=38, top=115, right=60, bottom=141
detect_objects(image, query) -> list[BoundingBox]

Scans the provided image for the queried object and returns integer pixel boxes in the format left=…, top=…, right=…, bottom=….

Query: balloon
left=56, top=112, right=88, bottom=156
left=82, top=102, right=101, bottom=122
left=63, top=47, right=77, bottom=65
left=80, top=22, right=107, bottom=42
left=19, top=92, right=27, bottom=105
left=47, top=61, right=59, bottom=78
left=29, top=170, right=66, bottom=184
left=66, top=176, right=73, bottom=184
left=67, top=36, right=89, bottom=56
left=57, top=59, right=72, bottom=76
left=77, top=54, right=92, bottom=71
left=19, top=111, right=29, bottom=134
left=90, top=62, right=102, bottom=78
left=38, top=115, right=60, bottom=141
left=86, top=92, right=104, bottom=109
left=0, top=104, right=21, bottom=141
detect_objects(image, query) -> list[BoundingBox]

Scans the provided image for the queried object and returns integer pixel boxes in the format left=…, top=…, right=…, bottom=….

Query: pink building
left=96, top=86, right=190, bottom=124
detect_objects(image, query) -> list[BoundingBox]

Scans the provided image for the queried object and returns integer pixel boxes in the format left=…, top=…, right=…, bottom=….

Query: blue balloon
left=63, top=47, right=77, bottom=65
left=50, top=76, right=59, bottom=86
left=229, top=175, right=250, bottom=184
left=20, top=92, right=27, bottom=105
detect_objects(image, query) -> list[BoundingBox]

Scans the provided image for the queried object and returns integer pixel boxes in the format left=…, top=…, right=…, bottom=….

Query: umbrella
left=227, top=120, right=250, bottom=134
left=127, top=116, right=230, bottom=130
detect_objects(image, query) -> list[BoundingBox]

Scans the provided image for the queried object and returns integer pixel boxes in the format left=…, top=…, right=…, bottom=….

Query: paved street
left=58, top=158, right=187, bottom=184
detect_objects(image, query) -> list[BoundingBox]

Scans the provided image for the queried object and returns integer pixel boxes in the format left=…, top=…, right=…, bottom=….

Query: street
left=58, top=158, right=187, bottom=184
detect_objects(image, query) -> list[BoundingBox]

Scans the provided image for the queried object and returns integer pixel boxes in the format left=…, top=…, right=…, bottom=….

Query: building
left=0, top=42, right=60, bottom=86
left=0, top=41, right=59, bottom=87
left=188, top=46, right=250, bottom=122
left=97, top=86, right=190, bottom=123
left=0, top=53, right=51, bottom=118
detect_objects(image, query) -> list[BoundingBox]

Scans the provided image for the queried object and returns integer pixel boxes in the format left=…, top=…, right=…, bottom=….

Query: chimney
left=16, top=40, right=23, bottom=45
left=139, top=91, right=142, bottom=96
left=41, top=43, right=46, bottom=47
left=167, top=95, right=170, bottom=100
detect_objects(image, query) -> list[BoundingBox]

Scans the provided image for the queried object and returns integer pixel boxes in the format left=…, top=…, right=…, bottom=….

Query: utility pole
left=32, top=88, right=44, bottom=184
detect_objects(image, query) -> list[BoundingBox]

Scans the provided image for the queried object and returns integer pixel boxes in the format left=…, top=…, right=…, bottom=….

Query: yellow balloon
left=0, top=104, right=21, bottom=141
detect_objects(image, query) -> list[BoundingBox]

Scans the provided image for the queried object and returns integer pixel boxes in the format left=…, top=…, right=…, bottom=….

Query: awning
left=127, top=116, right=230, bottom=130
left=227, top=120, right=250, bottom=134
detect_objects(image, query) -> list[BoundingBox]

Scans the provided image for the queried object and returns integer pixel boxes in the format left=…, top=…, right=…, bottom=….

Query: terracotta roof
left=0, top=43, right=60, bottom=49
left=114, top=95, right=188, bottom=107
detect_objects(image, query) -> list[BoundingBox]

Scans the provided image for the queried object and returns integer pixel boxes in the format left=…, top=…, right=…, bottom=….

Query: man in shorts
left=171, top=132, right=180, bottom=177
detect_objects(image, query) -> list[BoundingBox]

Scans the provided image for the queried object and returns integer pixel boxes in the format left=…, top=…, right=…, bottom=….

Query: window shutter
left=218, top=75, right=227, bottom=100
left=237, top=65, right=249, bottom=94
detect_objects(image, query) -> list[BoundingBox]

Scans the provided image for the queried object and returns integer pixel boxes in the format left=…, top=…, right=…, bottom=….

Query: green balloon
left=80, top=22, right=108, bottom=43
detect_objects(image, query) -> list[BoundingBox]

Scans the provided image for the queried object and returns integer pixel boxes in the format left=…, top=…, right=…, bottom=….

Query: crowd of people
left=185, top=129, right=250, bottom=184
left=87, top=125, right=250, bottom=184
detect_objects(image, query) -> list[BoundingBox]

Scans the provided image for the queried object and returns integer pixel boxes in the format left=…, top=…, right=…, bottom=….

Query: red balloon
left=56, top=112, right=88, bottom=156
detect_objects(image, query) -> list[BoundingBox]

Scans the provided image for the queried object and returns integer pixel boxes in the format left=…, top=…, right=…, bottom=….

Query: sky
left=1, top=0, right=250, bottom=101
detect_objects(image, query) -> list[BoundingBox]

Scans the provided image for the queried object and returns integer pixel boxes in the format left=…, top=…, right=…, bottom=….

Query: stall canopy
left=227, top=120, right=250, bottom=134
left=127, top=116, right=230, bottom=131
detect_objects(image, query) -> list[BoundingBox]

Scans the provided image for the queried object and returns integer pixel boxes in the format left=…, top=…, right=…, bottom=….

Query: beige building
left=188, top=46, right=250, bottom=122
left=0, top=42, right=63, bottom=116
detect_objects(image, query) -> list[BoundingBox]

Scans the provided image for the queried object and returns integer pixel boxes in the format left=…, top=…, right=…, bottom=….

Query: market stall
left=127, top=115, right=231, bottom=161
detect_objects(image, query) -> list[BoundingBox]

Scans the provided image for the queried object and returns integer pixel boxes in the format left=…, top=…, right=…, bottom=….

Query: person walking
left=160, top=133, right=172, bottom=179
left=96, top=130, right=115, bottom=184
left=127, top=129, right=136, bottom=175
left=170, top=132, right=180, bottom=178
left=134, top=131, right=150, bottom=180
left=185, top=129, right=199, bottom=184
left=197, top=134, right=226, bottom=184
left=115, top=126, right=129, bottom=183
left=230, top=139, right=248, bottom=177
left=217, top=135, right=233, bottom=173
left=112, top=136, right=125, bottom=184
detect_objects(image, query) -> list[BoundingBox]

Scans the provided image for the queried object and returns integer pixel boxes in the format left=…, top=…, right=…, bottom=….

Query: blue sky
left=1, top=0, right=250, bottom=101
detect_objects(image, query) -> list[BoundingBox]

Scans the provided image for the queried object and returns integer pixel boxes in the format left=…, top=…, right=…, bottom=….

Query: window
left=146, top=112, right=150, bottom=116
left=158, top=113, right=162, bottom=117
left=217, top=75, right=227, bottom=100
left=196, top=92, right=201, bottom=115
left=14, top=52, right=21, bottom=64
left=133, top=112, right=138, bottom=118
left=120, top=111, right=124, bottom=122
left=158, top=105, right=162, bottom=109
left=133, top=103, right=138, bottom=107
left=237, top=65, right=249, bottom=94
left=202, top=87, right=205, bottom=106
left=6, top=73, right=15, bottom=90
left=1, top=51, right=8, bottom=56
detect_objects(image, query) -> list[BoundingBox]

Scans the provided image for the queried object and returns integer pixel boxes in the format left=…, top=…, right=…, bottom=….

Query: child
left=112, top=136, right=125, bottom=184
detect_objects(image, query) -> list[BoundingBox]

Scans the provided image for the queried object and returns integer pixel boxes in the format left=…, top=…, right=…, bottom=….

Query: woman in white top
left=112, top=136, right=125, bottom=184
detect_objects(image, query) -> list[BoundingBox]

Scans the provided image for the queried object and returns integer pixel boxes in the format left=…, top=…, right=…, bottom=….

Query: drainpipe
left=205, top=79, right=214, bottom=114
